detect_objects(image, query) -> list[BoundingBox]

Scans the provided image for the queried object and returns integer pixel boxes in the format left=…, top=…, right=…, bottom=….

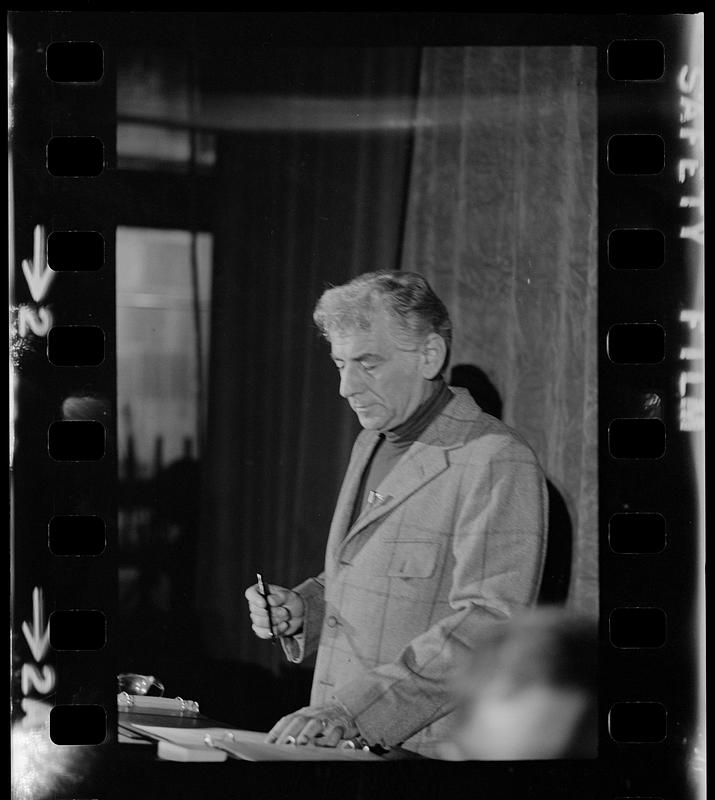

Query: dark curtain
left=197, top=48, right=420, bottom=669
left=401, top=47, right=598, bottom=616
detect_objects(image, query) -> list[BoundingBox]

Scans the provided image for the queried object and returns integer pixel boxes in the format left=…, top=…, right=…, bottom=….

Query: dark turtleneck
left=349, top=380, right=453, bottom=529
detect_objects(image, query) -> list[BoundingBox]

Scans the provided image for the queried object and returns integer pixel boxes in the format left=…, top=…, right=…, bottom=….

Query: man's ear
left=421, top=333, right=447, bottom=380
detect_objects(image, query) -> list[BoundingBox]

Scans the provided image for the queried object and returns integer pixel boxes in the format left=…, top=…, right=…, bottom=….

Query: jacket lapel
left=335, top=442, right=449, bottom=564
left=327, top=388, right=481, bottom=567
left=325, top=431, right=381, bottom=566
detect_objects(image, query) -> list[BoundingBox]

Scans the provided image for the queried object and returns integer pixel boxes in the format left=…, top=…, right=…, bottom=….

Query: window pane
left=117, top=123, right=215, bottom=170
left=117, top=47, right=215, bottom=169
left=116, top=226, right=212, bottom=472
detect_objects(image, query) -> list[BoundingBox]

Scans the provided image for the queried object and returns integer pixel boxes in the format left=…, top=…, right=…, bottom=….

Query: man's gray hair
left=313, top=271, right=452, bottom=372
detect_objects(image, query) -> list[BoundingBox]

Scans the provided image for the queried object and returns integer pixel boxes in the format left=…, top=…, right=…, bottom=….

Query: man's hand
left=266, top=704, right=360, bottom=747
left=245, top=583, right=305, bottom=639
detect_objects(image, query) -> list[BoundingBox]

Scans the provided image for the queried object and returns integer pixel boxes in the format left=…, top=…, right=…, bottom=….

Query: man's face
left=329, top=313, right=430, bottom=432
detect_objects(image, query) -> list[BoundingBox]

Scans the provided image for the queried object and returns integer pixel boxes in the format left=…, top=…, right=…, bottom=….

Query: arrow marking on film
left=21, top=587, right=51, bottom=663
left=21, top=224, right=54, bottom=303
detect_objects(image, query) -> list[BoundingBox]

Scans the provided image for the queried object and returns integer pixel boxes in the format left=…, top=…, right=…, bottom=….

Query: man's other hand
left=245, top=583, right=305, bottom=639
left=266, top=703, right=360, bottom=747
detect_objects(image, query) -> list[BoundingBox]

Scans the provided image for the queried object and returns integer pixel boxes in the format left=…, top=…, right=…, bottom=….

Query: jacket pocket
left=385, top=540, right=440, bottom=579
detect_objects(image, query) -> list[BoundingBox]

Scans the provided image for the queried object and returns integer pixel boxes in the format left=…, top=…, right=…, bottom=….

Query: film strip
left=8, top=12, right=703, bottom=800
left=599, top=24, right=704, bottom=800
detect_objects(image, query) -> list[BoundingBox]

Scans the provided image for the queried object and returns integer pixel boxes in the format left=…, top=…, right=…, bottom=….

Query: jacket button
left=326, top=616, right=338, bottom=628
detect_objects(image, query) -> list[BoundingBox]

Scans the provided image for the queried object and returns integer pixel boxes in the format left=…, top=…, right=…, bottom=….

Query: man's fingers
left=264, top=706, right=357, bottom=748
left=244, top=585, right=268, bottom=604
left=245, top=584, right=291, bottom=606
left=247, top=601, right=272, bottom=618
left=315, top=722, right=344, bottom=748
left=249, top=610, right=268, bottom=626
left=251, top=620, right=292, bottom=639
left=295, top=718, right=324, bottom=746
left=251, top=623, right=275, bottom=639
left=250, top=609, right=292, bottom=630
left=268, top=715, right=306, bottom=745
left=249, top=605, right=291, bottom=623
left=260, top=585, right=290, bottom=606
left=264, top=591, right=288, bottom=608
left=267, top=583, right=293, bottom=606
left=279, top=717, right=310, bottom=745
left=265, top=714, right=292, bottom=744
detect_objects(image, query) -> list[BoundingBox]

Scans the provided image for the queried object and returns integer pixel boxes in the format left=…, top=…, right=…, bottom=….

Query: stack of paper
left=157, top=739, right=228, bottom=762
left=130, top=724, right=384, bottom=762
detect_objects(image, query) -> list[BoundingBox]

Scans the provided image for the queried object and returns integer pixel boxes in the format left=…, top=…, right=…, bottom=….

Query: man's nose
left=339, top=364, right=363, bottom=398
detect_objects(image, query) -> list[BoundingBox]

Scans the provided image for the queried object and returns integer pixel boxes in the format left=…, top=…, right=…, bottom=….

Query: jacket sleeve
left=332, top=438, right=548, bottom=747
left=279, top=572, right=326, bottom=663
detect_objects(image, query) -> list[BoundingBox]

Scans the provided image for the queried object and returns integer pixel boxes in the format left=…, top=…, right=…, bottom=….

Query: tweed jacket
left=281, top=387, right=548, bottom=758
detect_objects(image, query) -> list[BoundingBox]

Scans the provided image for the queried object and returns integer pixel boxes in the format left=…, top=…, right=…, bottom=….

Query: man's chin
left=353, top=408, right=386, bottom=430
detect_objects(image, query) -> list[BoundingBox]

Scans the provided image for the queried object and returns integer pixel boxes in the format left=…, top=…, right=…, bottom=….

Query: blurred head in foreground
left=453, top=608, right=597, bottom=760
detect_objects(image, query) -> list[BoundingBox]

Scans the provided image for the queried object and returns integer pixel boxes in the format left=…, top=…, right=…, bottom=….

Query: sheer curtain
left=401, top=47, right=598, bottom=615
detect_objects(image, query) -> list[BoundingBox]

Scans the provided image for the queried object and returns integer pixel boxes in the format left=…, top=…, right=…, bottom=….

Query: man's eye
left=361, top=362, right=376, bottom=372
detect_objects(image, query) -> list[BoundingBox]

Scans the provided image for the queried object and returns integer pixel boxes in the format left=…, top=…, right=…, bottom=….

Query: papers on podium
left=158, top=739, right=228, bottom=762
left=130, top=724, right=384, bottom=762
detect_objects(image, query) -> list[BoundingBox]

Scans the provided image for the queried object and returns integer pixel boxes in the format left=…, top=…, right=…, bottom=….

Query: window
left=116, top=226, right=212, bottom=472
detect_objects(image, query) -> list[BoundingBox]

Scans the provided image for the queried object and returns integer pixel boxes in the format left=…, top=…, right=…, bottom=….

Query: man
left=245, top=271, right=547, bottom=758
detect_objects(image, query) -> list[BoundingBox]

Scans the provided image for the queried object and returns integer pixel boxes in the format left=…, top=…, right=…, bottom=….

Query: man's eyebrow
left=330, top=352, right=383, bottom=362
